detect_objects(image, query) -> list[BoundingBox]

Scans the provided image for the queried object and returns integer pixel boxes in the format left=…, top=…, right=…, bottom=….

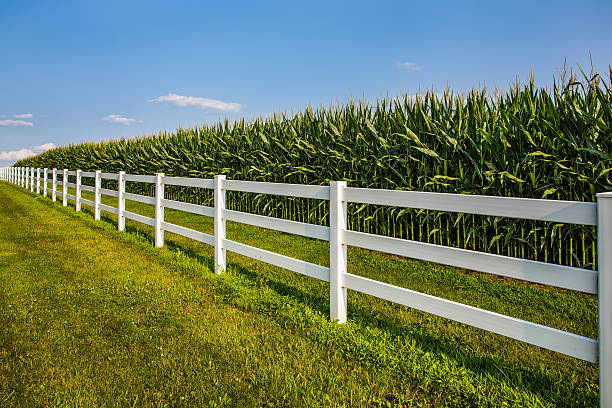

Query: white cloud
left=101, top=114, right=142, bottom=125
left=0, top=142, right=56, bottom=162
left=150, top=93, right=241, bottom=112
left=0, top=119, right=33, bottom=127
left=13, top=113, right=33, bottom=119
left=33, top=142, right=56, bottom=151
left=397, top=61, right=422, bottom=71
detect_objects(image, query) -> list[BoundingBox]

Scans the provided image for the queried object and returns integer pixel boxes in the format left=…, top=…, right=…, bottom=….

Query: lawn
left=0, top=181, right=599, bottom=407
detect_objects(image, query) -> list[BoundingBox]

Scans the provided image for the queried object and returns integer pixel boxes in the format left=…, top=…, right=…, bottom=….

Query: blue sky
left=1, top=0, right=610, bottom=166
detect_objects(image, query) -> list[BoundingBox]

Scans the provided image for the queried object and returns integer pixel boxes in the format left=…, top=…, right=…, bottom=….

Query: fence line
left=2, top=165, right=610, bottom=405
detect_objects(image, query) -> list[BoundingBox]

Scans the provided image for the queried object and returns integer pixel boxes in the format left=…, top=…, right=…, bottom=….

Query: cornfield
left=16, top=68, right=612, bottom=269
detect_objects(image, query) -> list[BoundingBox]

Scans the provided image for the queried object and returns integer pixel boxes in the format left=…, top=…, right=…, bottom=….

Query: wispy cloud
left=397, top=61, right=422, bottom=71
left=0, top=142, right=56, bottom=162
left=33, top=142, right=56, bottom=151
left=13, top=113, right=33, bottom=119
left=0, top=119, right=33, bottom=127
left=101, top=114, right=142, bottom=125
left=149, top=93, right=241, bottom=112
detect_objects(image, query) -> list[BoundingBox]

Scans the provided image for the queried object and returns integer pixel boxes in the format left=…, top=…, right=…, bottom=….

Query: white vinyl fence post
left=17, top=167, right=20, bottom=185
left=598, top=192, right=612, bottom=408
left=117, top=171, right=126, bottom=231
left=52, top=169, right=57, bottom=202
left=214, top=175, right=226, bottom=274
left=62, top=169, right=68, bottom=206
left=155, top=173, right=165, bottom=247
left=43, top=168, right=48, bottom=197
left=94, top=170, right=101, bottom=220
left=25, top=167, right=29, bottom=189
left=75, top=169, right=81, bottom=211
left=36, top=168, right=40, bottom=194
left=22, top=167, right=25, bottom=187
left=30, top=168, right=34, bottom=192
left=330, top=180, right=348, bottom=323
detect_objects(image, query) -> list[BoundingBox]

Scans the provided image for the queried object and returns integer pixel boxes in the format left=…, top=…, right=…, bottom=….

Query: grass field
left=0, top=181, right=599, bottom=407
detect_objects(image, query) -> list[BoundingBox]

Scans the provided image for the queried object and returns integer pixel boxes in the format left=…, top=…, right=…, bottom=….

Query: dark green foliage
left=16, top=69, right=612, bottom=268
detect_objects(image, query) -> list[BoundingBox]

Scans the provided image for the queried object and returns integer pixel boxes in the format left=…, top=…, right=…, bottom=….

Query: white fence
left=2, top=165, right=611, bottom=405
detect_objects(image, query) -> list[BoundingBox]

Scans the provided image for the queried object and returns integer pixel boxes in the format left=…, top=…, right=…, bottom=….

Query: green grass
left=0, top=181, right=599, bottom=407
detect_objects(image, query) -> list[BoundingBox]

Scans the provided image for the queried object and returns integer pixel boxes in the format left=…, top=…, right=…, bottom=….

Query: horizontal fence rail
left=2, top=166, right=610, bottom=406
left=345, top=187, right=598, bottom=225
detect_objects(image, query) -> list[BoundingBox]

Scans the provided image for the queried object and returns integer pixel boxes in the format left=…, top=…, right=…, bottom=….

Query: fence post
left=214, top=175, right=226, bottom=274
left=155, top=173, right=165, bottom=247
left=117, top=171, right=126, bottom=231
left=43, top=168, right=48, bottom=197
left=62, top=169, right=68, bottom=206
left=75, top=169, right=81, bottom=211
left=94, top=170, right=101, bottom=220
left=36, top=168, right=40, bottom=194
left=598, top=192, right=612, bottom=408
left=24, top=168, right=29, bottom=189
left=30, top=168, right=34, bottom=192
left=21, top=167, right=25, bottom=187
left=330, top=180, right=348, bottom=323
left=52, top=169, right=57, bottom=202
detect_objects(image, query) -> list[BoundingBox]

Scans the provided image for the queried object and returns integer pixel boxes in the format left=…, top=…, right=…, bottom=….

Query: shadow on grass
left=54, top=199, right=595, bottom=405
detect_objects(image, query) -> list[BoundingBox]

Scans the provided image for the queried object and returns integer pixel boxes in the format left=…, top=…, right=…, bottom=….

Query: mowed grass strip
left=0, top=182, right=599, bottom=407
